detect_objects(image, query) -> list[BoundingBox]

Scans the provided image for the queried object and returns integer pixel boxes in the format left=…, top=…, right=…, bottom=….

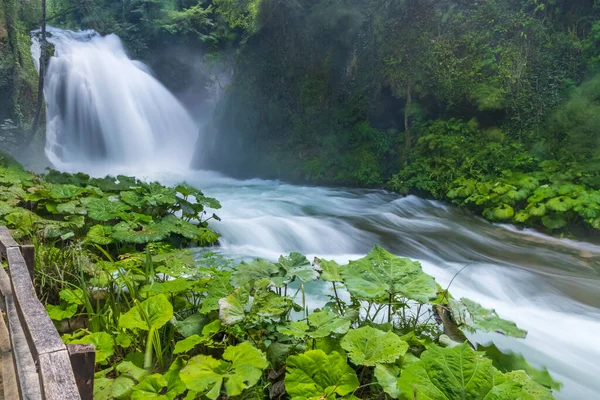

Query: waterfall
left=32, top=27, right=198, bottom=172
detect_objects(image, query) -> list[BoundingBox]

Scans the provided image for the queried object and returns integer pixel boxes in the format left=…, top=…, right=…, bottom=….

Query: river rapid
left=33, top=27, right=600, bottom=399
left=68, top=166, right=600, bottom=400
left=186, top=172, right=600, bottom=400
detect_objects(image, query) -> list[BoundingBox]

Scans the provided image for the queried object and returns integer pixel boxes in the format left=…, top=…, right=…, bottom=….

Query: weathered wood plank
left=38, top=350, right=81, bottom=400
left=0, top=267, right=12, bottom=311
left=6, top=296, right=42, bottom=400
left=7, top=247, right=65, bottom=358
left=0, top=227, right=18, bottom=255
left=0, top=267, right=12, bottom=298
left=0, top=306, right=19, bottom=400
left=67, top=344, right=95, bottom=400
left=20, top=245, right=35, bottom=281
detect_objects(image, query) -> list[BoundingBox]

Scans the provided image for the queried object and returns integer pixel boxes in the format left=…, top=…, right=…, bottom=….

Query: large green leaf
left=483, top=204, right=515, bottom=221
left=173, top=313, right=209, bottom=337
left=111, top=221, right=172, bottom=244
left=173, top=319, right=222, bottom=354
left=46, top=303, right=77, bottom=321
left=284, top=350, right=359, bottom=400
left=396, top=343, right=556, bottom=399
left=374, top=364, right=401, bottom=398
left=111, top=376, right=135, bottom=399
left=119, top=294, right=174, bottom=331
left=59, top=288, right=85, bottom=305
left=252, top=286, right=291, bottom=319
left=0, top=201, right=17, bottom=218
left=116, top=361, right=149, bottom=382
left=307, top=310, right=351, bottom=338
left=94, top=375, right=114, bottom=400
left=573, top=195, right=600, bottom=218
left=478, top=344, right=561, bottom=390
left=180, top=342, right=268, bottom=399
left=137, top=183, right=177, bottom=207
left=141, top=278, right=195, bottom=296
left=541, top=214, right=567, bottom=230
left=179, top=355, right=227, bottom=399
left=86, top=224, right=113, bottom=245
left=397, top=343, right=504, bottom=399
left=218, top=286, right=249, bottom=325
left=200, top=272, right=233, bottom=314
left=4, top=209, right=40, bottom=236
left=0, top=166, right=34, bottom=186
left=341, top=246, right=437, bottom=303
left=340, top=326, right=408, bottom=366
left=274, top=252, right=318, bottom=286
left=219, top=283, right=290, bottom=325
left=504, top=371, right=555, bottom=400
left=161, top=215, right=218, bottom=243
left=278, top=321, right=310, bottom=338
left=45, top=183, right=87, bottom=200
left=175, top=183, right=221, bottom=210
left=173, top=335, right=206, bottom=355
left=91, top=175, right=138, bottom=192
left=120, top=191, right=145, bottom=207
left=130, top=374, right=168, bottom=400
left=315, top=258, right=343, bottom=282
left=545, top=196, right=574, bottom=212
left=56, top=200, right=87, bottom=215
left=85, top=197, right=131, bottom=221
left=230, top=258, right=280, bottom=287
left=450, top=298, right=527, bottom=338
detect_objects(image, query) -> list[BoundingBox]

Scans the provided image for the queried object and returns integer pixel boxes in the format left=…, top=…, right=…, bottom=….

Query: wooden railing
left=0, top=227, right=95, bottom=400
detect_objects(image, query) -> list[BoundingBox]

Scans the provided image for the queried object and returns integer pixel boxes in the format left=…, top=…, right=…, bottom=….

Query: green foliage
left=2, top=161, right=558, bottom=399
left=340, top=326, right=408, bottom=366
left=231, top=252, right=318, bottom=288
left=0, top=165, right=220, bottom=245
left=179, top=342, right=268, bottom=399
left=479, top=344, right=562, bottom=391
left=447, top=161, right=600, bottom=232
left=119, top=295, right=174, bottom=332
left=68, top=332, right=115, bottom=363
left=341, top=245, right=437, bottom=303
left=450, top=298, right=528, bottom=338
left=284, top=350, right=359, bottom=400
left=397, top=343, right=552, bottom=399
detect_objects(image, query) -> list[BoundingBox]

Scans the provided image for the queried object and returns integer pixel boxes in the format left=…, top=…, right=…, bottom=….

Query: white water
left=36, top=30, right=600, bottom=399
left=33, top=28, right=198, bottom=172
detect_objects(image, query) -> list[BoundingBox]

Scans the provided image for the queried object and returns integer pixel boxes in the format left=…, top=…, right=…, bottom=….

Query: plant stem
left=301, top=284, right=307, bottom=319
left=332, top=282, right=343, bottom=314
left=388, top=293, right=392, bottom=323
left=144, top=327, right=155, bottom=370
left=415, top=304, right=422, bottom=328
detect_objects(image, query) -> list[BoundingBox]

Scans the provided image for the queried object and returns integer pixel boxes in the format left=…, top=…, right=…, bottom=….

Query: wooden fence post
left=67, top=344, right=95, bottom=400
left=20, top=245, right=35, bottom=281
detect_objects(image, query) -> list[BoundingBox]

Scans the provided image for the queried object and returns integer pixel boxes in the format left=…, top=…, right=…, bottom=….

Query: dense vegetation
left=203, top=0, right=600, bottom=236
left=0, top=0, right=40, bottom=137
left=0, top=155, right=561, bottom=399
left=0, top=0, right=596, bottom=398
left=3, top=0, right=600, bottom=235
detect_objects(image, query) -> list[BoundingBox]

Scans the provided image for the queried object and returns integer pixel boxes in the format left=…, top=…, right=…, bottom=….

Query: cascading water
left=31, top=29, right=600, bottom=399
left=32, top=27, right=199, bottom=172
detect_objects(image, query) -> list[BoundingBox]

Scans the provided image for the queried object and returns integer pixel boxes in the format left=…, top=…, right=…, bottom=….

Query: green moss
left=0, top=0, right=39, bottom=128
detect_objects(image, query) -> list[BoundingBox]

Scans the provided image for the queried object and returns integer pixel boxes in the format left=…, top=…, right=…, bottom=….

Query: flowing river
left=32, top=28, right=600, bottom=399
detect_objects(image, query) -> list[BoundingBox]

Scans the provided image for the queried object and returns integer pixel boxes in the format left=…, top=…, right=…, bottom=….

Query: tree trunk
left=31, top=0, right=46, bottom=138
left=404, top=83, right=412, bottom=150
